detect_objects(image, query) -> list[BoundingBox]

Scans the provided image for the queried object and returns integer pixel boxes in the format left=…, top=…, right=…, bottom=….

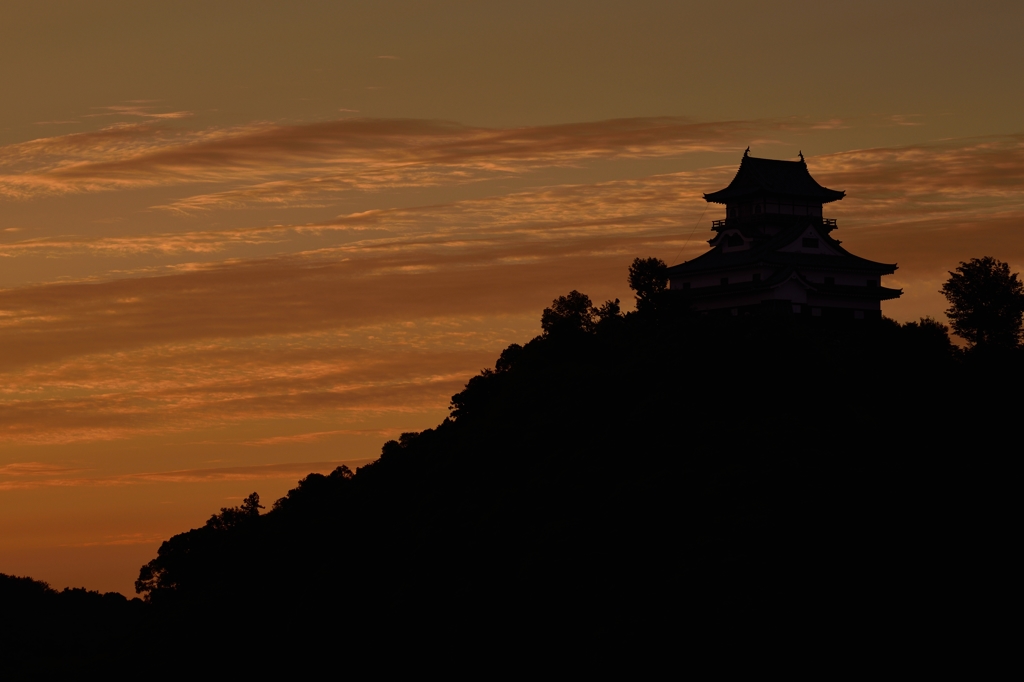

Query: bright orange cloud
left=0, top=116, right=826, bottom=203
left=3, top=131, right=1024, bottom=446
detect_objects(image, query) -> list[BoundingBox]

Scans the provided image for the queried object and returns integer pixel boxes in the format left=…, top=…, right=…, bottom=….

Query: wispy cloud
left=1, top=169, right=685, bottom=441
left=0, top=460, right=361, bottom=490
left=813, top=134, right=1024, bottom=235
left=0, top=165, right=727, bottom=258
left=0, top=333, right=486, bottom=444
left=0, top=462, right=88, bottom=477
left=242, top=429, right=397, bottom=446
left=4, top=133, right=1022, bottom=266
left=0, top=224, right=292, bottom=257
left=0, top=115, right=813, bottom=203
left=0, top=171, right=715, bottom=366
left=888, top=114, right=925, bottom=127
left=2, top=122, right=1023, bottom=447
left=64, top=533, right=169, bottom=547
left=85, top=105, right=193, bottom=120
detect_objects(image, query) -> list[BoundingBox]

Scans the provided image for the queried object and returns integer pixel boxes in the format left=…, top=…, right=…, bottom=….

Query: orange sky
left=2, top=1, right=1023, bottom=595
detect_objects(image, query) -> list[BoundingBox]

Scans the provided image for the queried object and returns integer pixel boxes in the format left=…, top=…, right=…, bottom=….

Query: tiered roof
left=668, top=222, right=896, bottom=277
left=704, top=152, right=845, bottom=204
left=671, top=266, right=902, bottom=304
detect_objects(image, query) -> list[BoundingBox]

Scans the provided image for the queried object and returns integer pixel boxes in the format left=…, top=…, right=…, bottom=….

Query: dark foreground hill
left=3, top=284, right=1018, bottom=671
left=0, top=573, right=144, bottom=673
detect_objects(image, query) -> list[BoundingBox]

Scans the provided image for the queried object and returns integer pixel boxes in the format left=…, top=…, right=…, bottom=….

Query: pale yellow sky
left=2, top=1, right=1023, bottom=595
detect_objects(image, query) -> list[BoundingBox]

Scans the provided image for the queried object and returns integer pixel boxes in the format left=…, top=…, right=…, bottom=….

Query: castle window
left=824, top=276, right=834, bottom=285
left=802, top=237, right=819, bottom=248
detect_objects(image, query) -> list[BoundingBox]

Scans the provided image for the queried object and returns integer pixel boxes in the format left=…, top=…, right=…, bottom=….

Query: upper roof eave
left=704, top=154, right=845, bottom=204
left=703, top=188, right=846, bottom=205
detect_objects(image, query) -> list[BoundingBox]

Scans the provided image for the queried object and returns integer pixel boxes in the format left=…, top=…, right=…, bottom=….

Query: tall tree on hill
left=628, top=257, right=668, bottom=311
left=541, top=290, right=598, bottom=336
left=540, top=291, right=620, bottom=336
left=941, top=257, right=1024, bottom=349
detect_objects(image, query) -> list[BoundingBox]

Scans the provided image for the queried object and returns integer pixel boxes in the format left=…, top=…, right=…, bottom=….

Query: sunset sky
left=2, top=1, right=1023, bottom=595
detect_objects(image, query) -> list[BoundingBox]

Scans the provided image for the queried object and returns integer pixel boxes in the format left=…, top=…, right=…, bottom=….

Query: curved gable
left=704, top=153, right=845, bottom=204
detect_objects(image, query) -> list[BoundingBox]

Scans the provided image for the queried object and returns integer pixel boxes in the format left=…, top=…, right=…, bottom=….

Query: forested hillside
left=4, top=259, right=1018, bottom=670
left=132, top=260, right=1016, bottom=647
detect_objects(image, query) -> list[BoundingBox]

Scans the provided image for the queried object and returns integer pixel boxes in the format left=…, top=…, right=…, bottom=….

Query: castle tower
left=666, top=151, right=902, bottom=319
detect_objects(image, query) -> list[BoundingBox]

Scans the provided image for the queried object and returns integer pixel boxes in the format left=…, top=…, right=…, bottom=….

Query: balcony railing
left=711, top=216, right=837, bottom=229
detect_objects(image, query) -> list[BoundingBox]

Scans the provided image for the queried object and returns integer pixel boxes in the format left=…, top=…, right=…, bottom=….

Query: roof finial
left=799, top=150, right=805, bottom=162
left=744, top=146, right=750, bottom=157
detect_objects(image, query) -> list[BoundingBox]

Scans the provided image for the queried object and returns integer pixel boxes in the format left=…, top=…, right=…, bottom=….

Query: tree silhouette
left=941, top=256, right=1024, bottom=349
left=594, top=297, right=621, bottom=321
left=628, top=257, right=668, bottom=311
left=240, top=492, right=264, bottom=516
left=540, top=291, right=620, bottom=336
left=541, top=290, right=597, bottom=335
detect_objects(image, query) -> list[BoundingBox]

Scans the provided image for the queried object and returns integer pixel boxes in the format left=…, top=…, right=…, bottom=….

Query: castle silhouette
left=667, top=151, right=902, bottom=319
